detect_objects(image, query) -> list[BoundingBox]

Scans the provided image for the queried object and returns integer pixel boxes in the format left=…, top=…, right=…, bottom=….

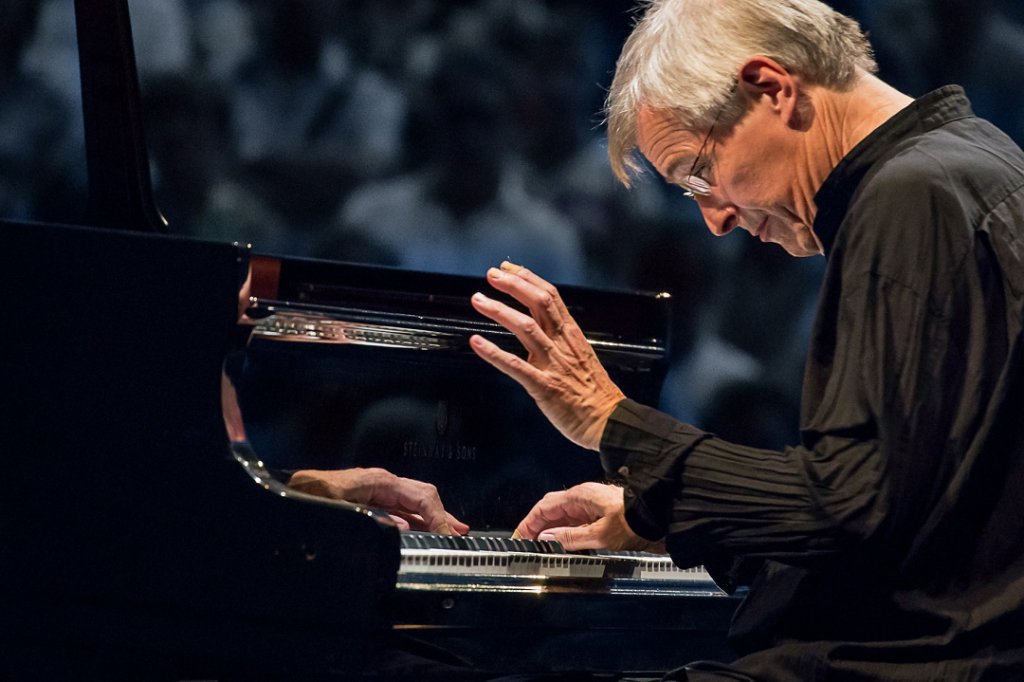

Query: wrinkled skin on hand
left=469, top=262, right=626, bottom=451
left=288, top=467, right=469, bottom=535
left=513, top=481, right=664, bottom=552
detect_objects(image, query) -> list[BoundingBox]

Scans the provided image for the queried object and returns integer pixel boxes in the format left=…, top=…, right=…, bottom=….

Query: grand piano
left=1, top=2, right=740, bottom=678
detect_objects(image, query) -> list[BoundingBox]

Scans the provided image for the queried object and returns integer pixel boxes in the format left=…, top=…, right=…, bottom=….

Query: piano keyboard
left=398, top=532, right=718, bottom=588
left=392, top=531, right=738, bottom=673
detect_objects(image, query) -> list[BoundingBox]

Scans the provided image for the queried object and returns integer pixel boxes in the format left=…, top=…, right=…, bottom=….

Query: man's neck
left=784, top=71, right=912, bottom=243
left=815, top=70, right=915, bottom=169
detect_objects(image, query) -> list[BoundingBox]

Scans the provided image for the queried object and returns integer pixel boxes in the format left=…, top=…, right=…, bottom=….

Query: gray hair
left=605, top=0, right=877, bottom=185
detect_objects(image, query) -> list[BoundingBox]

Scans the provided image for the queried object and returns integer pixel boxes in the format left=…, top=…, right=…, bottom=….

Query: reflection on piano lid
left=244, top=252, right=672, bottom=363
left=249, top=303, right=668, bottom=362
left=234, top=252, right=677, bottom=530
left=231, top=440, right=398, bottom=525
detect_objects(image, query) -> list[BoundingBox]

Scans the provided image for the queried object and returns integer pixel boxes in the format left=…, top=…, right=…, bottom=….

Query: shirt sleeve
left=600, top=399, right=888, bottom=571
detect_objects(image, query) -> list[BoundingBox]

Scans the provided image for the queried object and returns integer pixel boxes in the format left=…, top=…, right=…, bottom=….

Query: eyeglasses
left=679, top=123, right=716, bottom=198
left=678, top=88, right=732, bottom=199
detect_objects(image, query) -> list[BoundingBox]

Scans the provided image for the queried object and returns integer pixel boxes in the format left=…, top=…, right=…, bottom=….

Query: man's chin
left=778, top=239, right=822, bottom=257
left=777, top=228, right=825, bottom=257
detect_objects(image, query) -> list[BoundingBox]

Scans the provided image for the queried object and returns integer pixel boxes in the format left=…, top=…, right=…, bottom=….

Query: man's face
left=636, top=104, right=823, bottom=257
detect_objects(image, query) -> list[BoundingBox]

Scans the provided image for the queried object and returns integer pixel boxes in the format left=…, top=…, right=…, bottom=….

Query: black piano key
left=402, top=532, right=571, bottom=555
left=520, top=539, right=540, bottom=553
left=539, top=539, right=564, bottom=554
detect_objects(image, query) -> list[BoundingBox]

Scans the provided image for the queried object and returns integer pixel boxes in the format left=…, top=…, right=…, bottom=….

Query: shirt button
left=617, top=465, right=630, bottom=478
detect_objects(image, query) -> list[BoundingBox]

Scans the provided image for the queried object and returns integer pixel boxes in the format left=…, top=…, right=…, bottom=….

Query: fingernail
left=487, top=267, right=503, bottom=280
left=538, top=531, right=556, bottom=541
left=472, top=292, right=487, bottom=303
left=500, top=261, right=522, bottom=274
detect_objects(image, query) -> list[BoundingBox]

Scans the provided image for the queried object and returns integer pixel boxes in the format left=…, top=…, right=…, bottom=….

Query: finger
left=514, top=490, right=595, bottom=539
left=536, top=524, right=608, bottom=551
left=499, top=261, right=525, bottom=275
left=491, top=264, right=569, bottom=334
left=397, top=480, right=453, bottom=535
left=389, top=510, right=426, bottom=529
left=471, top=292, right=555, bottom=359
left=469, top=334, right=550, bottom=395
left=447, top=513, right=470, bottom=536
left=389, top=507, right=458, bottom=532
left=387, top=513, right=412, bottom=531
left=286, top=471, right=333, bottom=498
left=501, top=260, right=560, bottom=300
left=494, top=266, right=599, bottom=364
left=367, top=473, right=453, bottom=535
left=486, top=266, right=570, bottom=337
left=395, top=511, right=468, bottom=536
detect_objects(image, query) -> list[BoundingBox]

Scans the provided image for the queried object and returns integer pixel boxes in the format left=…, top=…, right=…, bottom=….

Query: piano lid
left=245, top=252, right=673, bottom=363
left=232, top=252, right=674, bottom=531
left=73, top=0, right=166, bottom=233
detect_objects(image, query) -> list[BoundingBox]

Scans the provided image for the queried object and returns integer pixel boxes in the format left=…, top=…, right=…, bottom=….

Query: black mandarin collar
left=812, top=85, right=975, bottom=256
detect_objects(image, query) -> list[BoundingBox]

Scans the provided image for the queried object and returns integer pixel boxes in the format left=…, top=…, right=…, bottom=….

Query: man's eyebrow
left=663, top=156, right=696, bottom=182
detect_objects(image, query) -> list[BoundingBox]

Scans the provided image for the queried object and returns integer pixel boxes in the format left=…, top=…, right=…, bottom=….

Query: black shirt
left=601, top=87, right=1024, bottom=678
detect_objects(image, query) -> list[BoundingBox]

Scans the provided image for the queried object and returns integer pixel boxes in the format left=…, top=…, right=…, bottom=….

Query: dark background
left=3, top=0, right=1022, bottom=449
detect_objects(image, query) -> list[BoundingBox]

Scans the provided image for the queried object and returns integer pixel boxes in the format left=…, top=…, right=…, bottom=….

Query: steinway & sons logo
left=401, top=399, right=478, bottom=461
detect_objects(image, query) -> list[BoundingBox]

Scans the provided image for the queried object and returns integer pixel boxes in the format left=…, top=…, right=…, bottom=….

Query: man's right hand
left=287, top=467, right=469, bottom=536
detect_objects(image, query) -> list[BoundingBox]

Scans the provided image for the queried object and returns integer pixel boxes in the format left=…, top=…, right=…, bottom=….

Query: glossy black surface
left=237, top=255, right=672, bottom=530
left=395, top=586, right=740, bottom=674
left=0, top=222, right=402, bottom=677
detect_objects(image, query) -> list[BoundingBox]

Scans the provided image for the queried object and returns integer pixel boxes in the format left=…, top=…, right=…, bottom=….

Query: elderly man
left=470, top=0, right=1024, bottom=679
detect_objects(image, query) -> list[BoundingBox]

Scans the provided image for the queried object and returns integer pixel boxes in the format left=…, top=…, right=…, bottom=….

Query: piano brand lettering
left=402, top=439, right=478, bottom=461
left=436, top=400, right=449, bottom=437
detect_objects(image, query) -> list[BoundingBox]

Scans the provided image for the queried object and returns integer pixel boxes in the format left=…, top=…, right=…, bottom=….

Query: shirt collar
left=812, top=85, right=975, bottom=256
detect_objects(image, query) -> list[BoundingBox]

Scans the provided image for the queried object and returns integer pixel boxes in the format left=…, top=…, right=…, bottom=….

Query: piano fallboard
left=234, top=452, right=741, bottom=675
left=394, top=574, right=740, bottom=674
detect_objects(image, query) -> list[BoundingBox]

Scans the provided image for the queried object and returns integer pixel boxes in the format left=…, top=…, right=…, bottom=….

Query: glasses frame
left=680, top=124, right=716, bottom=198
left=679, top=85, right=735, bottom=199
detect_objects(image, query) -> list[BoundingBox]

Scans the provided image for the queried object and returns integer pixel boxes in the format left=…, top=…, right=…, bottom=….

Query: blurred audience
left=2, top=0, right=1021, bottom=443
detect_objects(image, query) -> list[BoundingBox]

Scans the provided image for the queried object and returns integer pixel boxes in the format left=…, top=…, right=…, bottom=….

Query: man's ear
left=736, top=56, right=804, bottom=129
